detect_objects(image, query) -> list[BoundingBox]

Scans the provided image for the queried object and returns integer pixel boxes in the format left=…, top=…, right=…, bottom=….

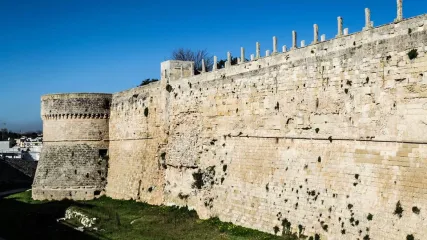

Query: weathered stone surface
left=35, top=13, right=427, bottom=240
left=33, top=93, right=111, bottom=200
left=313, top=24, right=319, bottom=44
left=321, top=34, right=326, bottom=42
left=273, top=36, right=277, bottom=53
left=227, top=52, right=231, bottom=68
left=213, top=56, right=218, bottom=70
left=282, top=45, right=287, bottom=53
left=105, top=82, right=166, bottom=204
left=292, top=31, right=297, bottom=49
left=201, top=59, right=206, bottom=73
left=337, top=17, right=343, bottom=37
left=2, top=158, right=37, bottom=179
left=364, top=8, right=372, bottom=30
left=161, top=61, right=193, bottom=80
left=0, top=159, right=37, bottom=186
left=396, top=0, right=403, bottom=22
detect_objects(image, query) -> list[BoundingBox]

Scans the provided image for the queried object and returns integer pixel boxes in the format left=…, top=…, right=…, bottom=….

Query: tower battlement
left=33, top=93, right=112, bottom=200
left=41, top=93, right=112, bottom=119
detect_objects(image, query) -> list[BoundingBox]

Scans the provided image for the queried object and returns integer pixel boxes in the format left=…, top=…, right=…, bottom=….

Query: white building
left=0, top=139, right=41, bottom=161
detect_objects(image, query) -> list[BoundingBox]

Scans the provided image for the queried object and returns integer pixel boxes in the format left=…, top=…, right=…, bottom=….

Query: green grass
left=1, top=191, right=300, bottom=240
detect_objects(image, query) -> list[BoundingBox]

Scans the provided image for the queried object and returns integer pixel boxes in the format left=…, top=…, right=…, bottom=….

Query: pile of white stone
left=57, top=208, right=98, bottom=231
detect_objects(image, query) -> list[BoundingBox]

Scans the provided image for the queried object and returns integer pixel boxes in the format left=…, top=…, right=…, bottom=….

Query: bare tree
left=138, top=78, right=159, bottom=87
left=171, top=48, right=213, bottom=74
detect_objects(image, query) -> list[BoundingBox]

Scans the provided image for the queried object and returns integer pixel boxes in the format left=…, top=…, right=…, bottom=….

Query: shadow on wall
left=0, top=159, right=37, bottom=192
left=0, top=196, right=97, bottom=240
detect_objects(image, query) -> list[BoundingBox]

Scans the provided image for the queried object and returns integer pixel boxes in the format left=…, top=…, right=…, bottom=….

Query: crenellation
left=213, top=56, right=217, bottom=70
left=321, top=34, right=326, bottom=42
left=364, top=8, right=372, bottom=30
left=42, top=113, right=110, bottom=120
left=272, top=36, right=277, bottom=53
left=227, top=51, right=231, bottom=68
left=395, top=0, right=403, bottom=22
left=173, top=14, right=427, bottom=80
left=292, top=30, right=297, bottom=49
left=171, top=15, right=426, bottom=85
left=282, top=45, right=287, bottom=52
left=201, top=59, right=206, bottom=73
left=344, top=28, right=349, bottom=35
left=313, top=24, right=319, bottom=44
left=337, top=16, right=343, bottom=37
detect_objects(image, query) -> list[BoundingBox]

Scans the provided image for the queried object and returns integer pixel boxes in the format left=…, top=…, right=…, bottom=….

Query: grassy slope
left=0, top=191, right=300, bottom=240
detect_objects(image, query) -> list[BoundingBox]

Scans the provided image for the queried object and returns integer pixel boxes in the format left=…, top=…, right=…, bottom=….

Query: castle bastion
left=34, top=2, right=427, bottom=239
left=33, top=93, right=112, bottom=200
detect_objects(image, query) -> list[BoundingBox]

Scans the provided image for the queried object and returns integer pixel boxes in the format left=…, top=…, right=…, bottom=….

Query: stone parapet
left=41, top=93, right=112, bottom=120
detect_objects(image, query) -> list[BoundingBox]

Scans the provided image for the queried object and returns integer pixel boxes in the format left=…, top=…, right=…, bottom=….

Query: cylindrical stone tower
left=32, top=93, right=112, bottom=200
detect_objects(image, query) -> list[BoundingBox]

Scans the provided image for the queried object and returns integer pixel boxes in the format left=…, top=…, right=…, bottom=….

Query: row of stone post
left=214, top=26, right=331, bottom=68
left=208, top=1, right=404, bottom=72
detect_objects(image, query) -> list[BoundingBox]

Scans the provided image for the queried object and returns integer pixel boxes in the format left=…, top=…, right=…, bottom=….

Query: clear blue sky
left=0, top=0, right=425, bottom=132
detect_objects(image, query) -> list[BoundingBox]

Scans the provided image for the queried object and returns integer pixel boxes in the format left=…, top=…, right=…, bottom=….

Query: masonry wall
left=0, top=159, right=37, bottom=187
left=33, top=93, right=112, bottom=200
left=105, top=15, right=427, bottom=240
left=105, top=81, right=167, bottom=204
left=3, top=159, right=37, bottom=179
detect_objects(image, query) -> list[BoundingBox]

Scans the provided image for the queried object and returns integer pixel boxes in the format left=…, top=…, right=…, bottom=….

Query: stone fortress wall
left=33, top=93, right=112, bottom=200
left=34, top=1, right=427, bottom=239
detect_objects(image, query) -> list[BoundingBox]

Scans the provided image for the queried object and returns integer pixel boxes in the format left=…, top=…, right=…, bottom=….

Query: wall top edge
left=112, top=80, right=162, bottom=98
left=155, top=13, right=427, bottom=86
left=42, top=13, right=427, bottom=100
left=42, top=93, right=113, bottom=100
